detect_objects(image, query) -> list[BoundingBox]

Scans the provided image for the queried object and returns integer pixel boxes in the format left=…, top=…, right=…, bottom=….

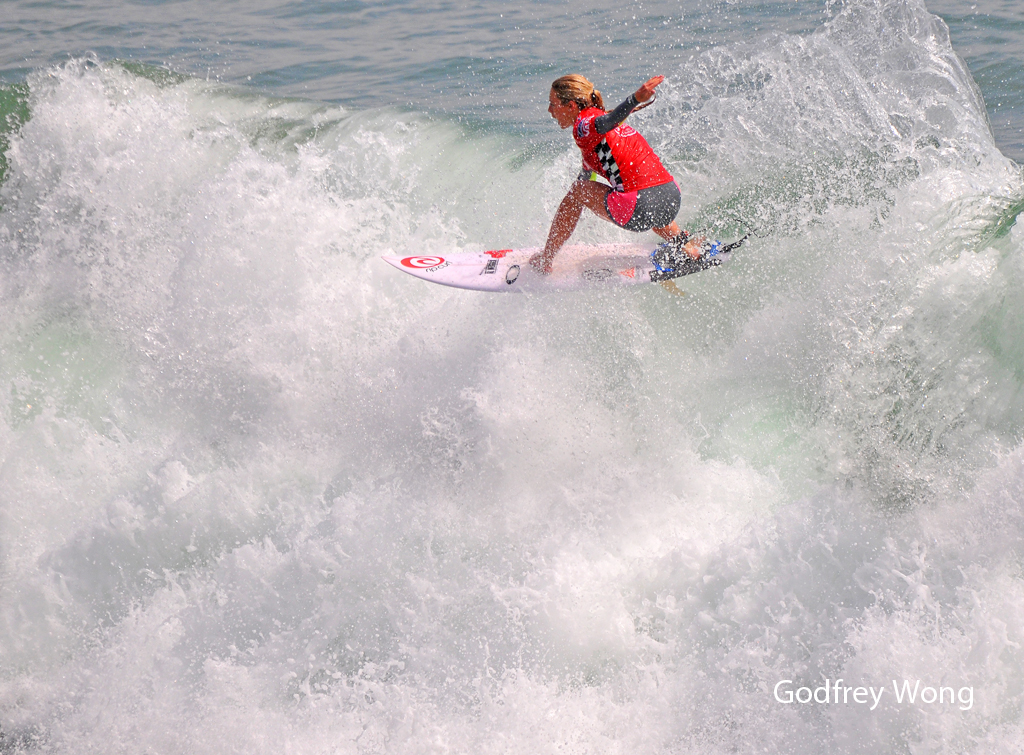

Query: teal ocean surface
left=3, top=1, right=1024, bottom=752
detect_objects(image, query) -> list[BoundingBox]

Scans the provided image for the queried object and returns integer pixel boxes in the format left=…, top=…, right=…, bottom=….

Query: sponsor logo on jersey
left=575, top=116, right=592, bottom=139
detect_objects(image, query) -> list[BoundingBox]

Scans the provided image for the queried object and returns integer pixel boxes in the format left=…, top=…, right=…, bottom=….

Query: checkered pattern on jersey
left=595, top=139, right=624, bottom=191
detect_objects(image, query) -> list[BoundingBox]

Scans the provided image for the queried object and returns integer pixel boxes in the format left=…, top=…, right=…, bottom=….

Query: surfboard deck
left=381, top=239, right=735, bottom=293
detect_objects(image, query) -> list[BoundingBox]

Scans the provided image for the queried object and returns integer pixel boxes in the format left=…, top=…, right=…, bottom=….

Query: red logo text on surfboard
left=485, top=249, right=512, bottom=258
left=401, top=256, right=446, bottom=269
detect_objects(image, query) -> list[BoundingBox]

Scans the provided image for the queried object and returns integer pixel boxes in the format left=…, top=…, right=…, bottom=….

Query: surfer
left=530, top=74, right=702, bottom=274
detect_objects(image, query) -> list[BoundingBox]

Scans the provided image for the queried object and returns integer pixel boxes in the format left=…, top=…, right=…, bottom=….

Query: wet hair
left=551, top=74, right=605, bottom=111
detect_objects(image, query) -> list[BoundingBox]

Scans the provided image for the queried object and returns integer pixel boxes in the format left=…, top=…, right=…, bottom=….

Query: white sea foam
left=2, top=1, right=1024, bottom=752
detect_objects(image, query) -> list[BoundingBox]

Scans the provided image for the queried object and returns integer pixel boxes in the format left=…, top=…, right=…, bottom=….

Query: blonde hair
left=551, top=74, right=605, bottom=111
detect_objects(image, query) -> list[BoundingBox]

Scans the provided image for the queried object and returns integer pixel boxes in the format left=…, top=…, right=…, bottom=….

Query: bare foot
left=529, top=252, right=553, bottom=274
left=682, top=236, right=706, bottom=259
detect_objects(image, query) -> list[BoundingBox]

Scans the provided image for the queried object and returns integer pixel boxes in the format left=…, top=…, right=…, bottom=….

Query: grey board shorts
left=606, top=180, right=681, bottom=232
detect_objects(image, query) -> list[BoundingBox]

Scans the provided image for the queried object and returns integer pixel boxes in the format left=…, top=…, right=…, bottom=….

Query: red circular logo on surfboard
left=401, top=256, right=445, bottom=268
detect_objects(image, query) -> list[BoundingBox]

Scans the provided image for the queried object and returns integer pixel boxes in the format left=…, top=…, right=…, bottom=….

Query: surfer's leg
left=615, top=182, right=701, bottom=261
left=531, top=179, right=612, bottom=273
left=574, top=179, right=614, bottom=222
left=653, top=221, right=681, bottom=241
left=658, top=223, right=703, bottom=260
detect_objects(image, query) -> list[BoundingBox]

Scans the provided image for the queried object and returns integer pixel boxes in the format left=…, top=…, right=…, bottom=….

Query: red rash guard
left=573, top=106, right=674, bottom=193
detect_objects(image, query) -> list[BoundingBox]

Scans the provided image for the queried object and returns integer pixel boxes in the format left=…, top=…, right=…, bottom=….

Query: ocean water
left=2, top=0, right=1024, bottom=752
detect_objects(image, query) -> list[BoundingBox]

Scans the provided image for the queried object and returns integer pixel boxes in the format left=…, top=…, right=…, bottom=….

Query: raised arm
left=593, top=75, right=665, bottom=134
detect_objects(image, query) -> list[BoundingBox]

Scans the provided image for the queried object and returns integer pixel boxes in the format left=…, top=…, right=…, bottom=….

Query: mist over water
left=3, top=0, right=1024, bottom=752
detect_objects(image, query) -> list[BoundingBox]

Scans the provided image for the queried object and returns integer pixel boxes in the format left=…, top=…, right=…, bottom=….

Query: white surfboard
left=381, top=238, right=741, bottom=293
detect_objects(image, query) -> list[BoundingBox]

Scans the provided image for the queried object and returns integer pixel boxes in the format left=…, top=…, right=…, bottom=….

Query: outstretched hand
left=635, top=75, right=665, bottom=103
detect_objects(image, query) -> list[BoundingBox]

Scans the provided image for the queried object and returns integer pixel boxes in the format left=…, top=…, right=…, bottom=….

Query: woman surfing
left=530, top=74, right=704, bottom=275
